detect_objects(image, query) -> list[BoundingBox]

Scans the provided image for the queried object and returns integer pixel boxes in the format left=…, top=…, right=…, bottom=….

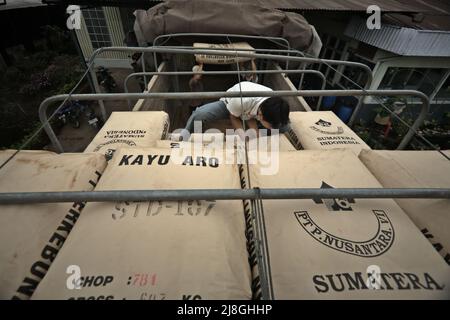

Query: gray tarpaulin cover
left=134, top=0, right=322, bottom=57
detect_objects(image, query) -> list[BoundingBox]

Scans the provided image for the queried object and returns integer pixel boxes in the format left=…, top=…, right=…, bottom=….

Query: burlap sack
left=32, top=147, right=251, bottom=300
left=252, top=134, right=296, bottom=152
left=0, top=150, right=106, bottom=300
left=193, top=42, right=254, bottom=64
left=243, top=149, right=449, bottom=299
left=168, top=133, right=295, bottom=151
left=359, top=150, right=450, bottom=265
left=155, top=133, right=294, bottom=166
left=155, top=135, right=235, bottom=164
left=188, top=133, right=224, bottom=144
left=287, top=111, right=370, bottom=154
left=84, top=111, right=170, bottom=159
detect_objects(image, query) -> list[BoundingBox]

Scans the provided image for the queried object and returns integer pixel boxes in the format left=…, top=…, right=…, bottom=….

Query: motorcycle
left=56, top=101, right=102, bottom=130
left=85, top=105, right=103, bottom=130
left=56, top=101, right=82, bottom=129
left=96, top=66, right=117, bottom=92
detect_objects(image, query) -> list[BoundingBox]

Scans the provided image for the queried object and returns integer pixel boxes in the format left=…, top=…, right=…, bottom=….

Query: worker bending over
left=184, top=81, right=290, bottom=136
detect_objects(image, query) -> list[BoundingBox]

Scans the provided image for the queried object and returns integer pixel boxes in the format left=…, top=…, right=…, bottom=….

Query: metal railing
left=5, top=35, right=448, bottom=303
left=153, top=33, right=293, bottom=51
left=1, top=188, right=449, bottom=204
left=152, top=32, right=295, bottom=70
left=123, top=69, right=327, bottom=108
left=86, top=46, right=373, bottom=108
left=36, top=45, right=433, bottom=154
left=39, top=89, right=429, bottom=153
left=151, top=45, right=305, bottom=71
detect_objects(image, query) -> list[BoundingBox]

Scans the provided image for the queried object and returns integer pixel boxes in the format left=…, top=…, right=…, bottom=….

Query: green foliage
left=8, top=121, right=50, bottom=150
left=356, top=95, right=449, bottom=150
left=0, top=25, right=84, bottom=149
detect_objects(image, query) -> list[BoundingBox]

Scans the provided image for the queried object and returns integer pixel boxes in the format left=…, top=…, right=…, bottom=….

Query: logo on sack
left=315, top=119, right=332, bottom=127
left=294, top=181, right=395, bottom=257
left=310, top=119, right=344, bottom=135
left=313, top=182, right=355, bottom=211
left=104, top=148, right=116, bottom=161
left=93, top=139, right=137, bottom=152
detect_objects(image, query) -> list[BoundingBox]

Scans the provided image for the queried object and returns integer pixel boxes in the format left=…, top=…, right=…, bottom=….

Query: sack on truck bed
left=359, top=150, right=450, bottom=265
left=84, top=111, right=170, bottom=160
left=287, top=111, right=370, bottom=155
left=193, top=42, right=254, bottom=64
left=243, top=149, right=449, bottom=299
left=0, top=150, right=106, bottom=300
left=156, top=133, right=295, bottom=155
left=155, top=135, right=235, bottom=163
left=252, top=134, right=296, bottom=152
left=32, top=147, right=252, bottom=300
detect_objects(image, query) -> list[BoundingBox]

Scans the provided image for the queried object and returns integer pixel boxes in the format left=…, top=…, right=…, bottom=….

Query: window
left=379, top=67, right=448, bottom=97
left=317, top=34, right=349, bottom=83
left=339, top=53, right=375, bottom=89
left=83, top=8, right=112, bottom=49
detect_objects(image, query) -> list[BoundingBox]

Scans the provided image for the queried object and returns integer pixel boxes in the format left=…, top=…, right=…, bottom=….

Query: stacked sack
left=359, top=150, right=450, bottom=265
left=85, top=111, right=169, bottom=160
left=287, top=111, right=370, bottom=155
left=241, top=149, right=449, bottom=299
left=32, top=146, right=252, bottom=300
left=0, top=150, right=106, bottom=299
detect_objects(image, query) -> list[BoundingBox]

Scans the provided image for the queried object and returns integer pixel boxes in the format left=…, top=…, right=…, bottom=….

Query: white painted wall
left=75, top=7, right=131, bottom=66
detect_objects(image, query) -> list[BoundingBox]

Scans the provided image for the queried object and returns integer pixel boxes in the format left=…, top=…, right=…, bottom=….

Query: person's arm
left=230, top=115, right=260, bottom=141
left=229, top=114, right=244, bottom=130
left=230, top=114, right=253, bottom=141
left=246, top=118, right=259, bottom=134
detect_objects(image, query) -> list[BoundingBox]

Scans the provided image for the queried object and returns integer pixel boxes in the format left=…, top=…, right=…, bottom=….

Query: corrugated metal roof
left=344, top=17, right=450, bottom=57
left=383, top=13, right=450, bottom=31
left=37, top=0, right=450, bottom=31
left=243, top=0, right=444, bottom=13
left=0, top=0, right=45, bottom=11
left=39, top=0, right=450, bottom=14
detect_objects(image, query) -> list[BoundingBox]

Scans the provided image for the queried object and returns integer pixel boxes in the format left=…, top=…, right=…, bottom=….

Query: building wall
left=369, top=55, right=450, bottom=93
left=359, top=54, right=450, bottom=124
left=304, top=15, right=450, bottom=128
left=75, top=6, right=131, bottom=68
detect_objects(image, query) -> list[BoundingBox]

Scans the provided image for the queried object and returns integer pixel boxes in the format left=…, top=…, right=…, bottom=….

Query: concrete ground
left=45, top=68, right=142, bottom=153
left=45, top=69, right=241, bottom=152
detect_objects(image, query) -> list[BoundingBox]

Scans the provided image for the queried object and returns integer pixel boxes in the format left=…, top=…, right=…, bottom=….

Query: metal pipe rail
left=149, top=45, right=309, bottom=95
left=153, top=45, right=304, bottom=55
left=151, top=45, right=305, bottom=71
left=85, top=46, right=373, bottom=124
left=1, top=188, right=449, bottom=205
left=153, top=33, right=292, bottom=51
left=123, top=69, right=327, bottom=108
left=150, top=45, right=373, bottom=101
left=39, top=89, right=428, bottom=153
left=88, top=46, right=373, bottom=86
left=152, top=45, right=309, bottom=98
left=152, top=33, right=295, bottom=70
